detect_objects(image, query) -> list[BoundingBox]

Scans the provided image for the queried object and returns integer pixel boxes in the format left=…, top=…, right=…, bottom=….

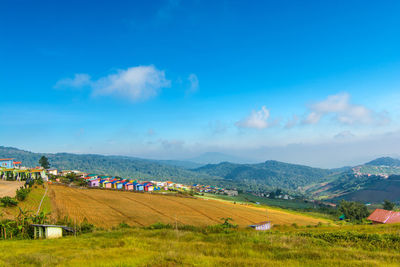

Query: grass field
left=48, top=185, right=330, bottom=228
left=1, top=224, right=400, bottom=266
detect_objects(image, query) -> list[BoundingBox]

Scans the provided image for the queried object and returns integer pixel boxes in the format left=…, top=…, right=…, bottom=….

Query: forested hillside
left=192, top=160, right=335, bottom=191
left=365, top=157, right=400, bottom=167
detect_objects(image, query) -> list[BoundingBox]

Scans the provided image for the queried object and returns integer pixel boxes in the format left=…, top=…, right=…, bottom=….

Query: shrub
left=16, top=187, right=30, bottom=201
left=147, top=222, right=173, bottom=230
left=80, top=219, right=95, bottom=233
left=118, top=222, right=131, bottom=229
left=220, top=217, right=238, bottom=229
left=1, top=197, right=18, bottom=207
left=36, top=177, right=44, bottom=185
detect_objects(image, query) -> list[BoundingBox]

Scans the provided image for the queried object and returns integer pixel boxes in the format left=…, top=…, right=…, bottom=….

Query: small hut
left=31, top=224, right=74, bottom=239
left=249, top=221, right=272, bottom=231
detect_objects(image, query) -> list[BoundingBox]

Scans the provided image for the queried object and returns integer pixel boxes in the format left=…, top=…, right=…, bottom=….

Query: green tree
left=39, top=156, right=50, bottom=169
left=338, top=200, right=370, bottom=222
left=383, top=200, right=395, bottom=211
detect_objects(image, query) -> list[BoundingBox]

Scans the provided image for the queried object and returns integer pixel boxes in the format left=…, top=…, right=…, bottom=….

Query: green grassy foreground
left=1, top=224, right=400, bottom=266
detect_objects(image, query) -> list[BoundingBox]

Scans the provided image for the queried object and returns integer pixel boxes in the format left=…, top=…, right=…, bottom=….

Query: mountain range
left=1, top=146, right=400, bottom=202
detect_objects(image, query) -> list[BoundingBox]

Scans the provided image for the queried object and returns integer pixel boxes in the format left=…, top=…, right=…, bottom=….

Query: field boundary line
left=37, top=184, right=49, bottom=215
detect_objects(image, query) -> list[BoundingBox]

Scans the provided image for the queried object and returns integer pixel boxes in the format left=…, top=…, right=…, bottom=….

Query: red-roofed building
left=367, top=209, right=400, bottom=224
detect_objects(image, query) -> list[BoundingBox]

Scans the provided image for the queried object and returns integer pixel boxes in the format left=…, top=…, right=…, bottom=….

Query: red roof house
left=367, top=209, right=400, bottom=224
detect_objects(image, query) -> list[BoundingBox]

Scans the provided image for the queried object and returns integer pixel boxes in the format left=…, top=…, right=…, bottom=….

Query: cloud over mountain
left=235, top=106, right=270, bottom=129
left=303, top=92, right=387, bottom=125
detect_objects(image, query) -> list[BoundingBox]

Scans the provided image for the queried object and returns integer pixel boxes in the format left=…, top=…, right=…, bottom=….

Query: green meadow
left=1, top=224, right=400, bottom=266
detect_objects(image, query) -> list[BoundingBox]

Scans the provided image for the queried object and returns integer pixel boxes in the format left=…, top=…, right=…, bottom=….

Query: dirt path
left=0, top=180, right=24, bottom=197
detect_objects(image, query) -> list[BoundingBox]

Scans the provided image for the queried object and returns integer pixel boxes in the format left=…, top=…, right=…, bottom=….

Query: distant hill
left=192, top=160, right=335, bottom=191
left=152, top=159, right=204, bottom=169
left=365, top=157, right=400, bottom=167
left=310, top=157, right=400, bottom=202
left=333, top=175, right=400, bottom=203
left=187, top=152, right=256, bottom=164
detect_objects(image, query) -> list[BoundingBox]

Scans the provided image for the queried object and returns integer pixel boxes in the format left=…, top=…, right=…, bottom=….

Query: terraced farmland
left=49, top=185, right=329, bottom=228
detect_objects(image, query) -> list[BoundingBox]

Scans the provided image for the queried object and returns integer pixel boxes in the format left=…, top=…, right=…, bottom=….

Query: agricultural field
left=1, top=224, right=400, bottom=266
left=0, top=184, right=51, bottom=219
left=48, top=185, right=329, bottom=228
left=0, top=180, right=24, bottom=197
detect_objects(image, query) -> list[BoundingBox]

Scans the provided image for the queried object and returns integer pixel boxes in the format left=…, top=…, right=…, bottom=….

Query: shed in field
left=367, top=209, right=400, bottom=224
left=31, top=224, right=73, bottom=239
left=249, top=221, right=272, bottom=231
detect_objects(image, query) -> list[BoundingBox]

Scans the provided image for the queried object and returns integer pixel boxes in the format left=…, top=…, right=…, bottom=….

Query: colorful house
left=0, top=158, right=14, bottom=168
left=116, top=182, right=124, bottom=190
left=143, top=182, right=154, bottom=192
left=133, top=182, right=144, bottom=191
left=110, top=180, right=119, bottom=189
left=124, top=182, right=134, bottom=191
left=104, top=181, right=112, bottom=189
left=88, top=179, right=100, bottom=187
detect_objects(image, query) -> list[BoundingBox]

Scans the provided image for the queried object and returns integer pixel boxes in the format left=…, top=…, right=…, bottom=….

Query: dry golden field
left=49, top=185, right=329, bottom=228
left=0, top=180, right=24, bottom=197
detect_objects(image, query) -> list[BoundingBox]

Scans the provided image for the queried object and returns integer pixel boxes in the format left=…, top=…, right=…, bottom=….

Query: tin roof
left=250, top=221, right=271, bottom=226
left=31, top=224, right=74, bottom=232
left=367, top=209, right=400, bottom=224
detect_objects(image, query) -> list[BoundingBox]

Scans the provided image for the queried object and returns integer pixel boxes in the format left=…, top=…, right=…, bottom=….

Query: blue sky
left=1, top=0, right=400, bottom=167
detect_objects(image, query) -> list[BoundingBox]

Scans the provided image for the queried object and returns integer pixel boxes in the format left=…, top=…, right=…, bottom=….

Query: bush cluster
left=16, top=187, right=31, bottom=201
left=0, top=196, right=18, bottom=207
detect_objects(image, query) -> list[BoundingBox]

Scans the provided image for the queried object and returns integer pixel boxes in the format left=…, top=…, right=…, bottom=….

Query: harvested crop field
left=0, top=180, right=24, bottom=197
left=49, top=185, right=328, bottom=228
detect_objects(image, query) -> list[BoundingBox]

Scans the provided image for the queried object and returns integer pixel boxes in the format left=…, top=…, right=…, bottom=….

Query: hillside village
left=0, top=158, right=239, bottom=196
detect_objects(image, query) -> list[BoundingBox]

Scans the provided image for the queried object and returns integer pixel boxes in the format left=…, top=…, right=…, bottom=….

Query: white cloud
left=236, top=106, right=270, bottom=129
left=56, top=65, right=171, bottom=101
left=303, top=92, right=384, bottom=125
left=186, top=73, right=199, bottom=94
left=92, top=65, right=170, bottom=101
left=54, top=73, right=91, bottom=89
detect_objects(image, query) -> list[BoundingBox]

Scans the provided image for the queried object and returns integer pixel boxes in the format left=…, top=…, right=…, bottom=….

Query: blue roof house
left=133, top=182, right=144, bottom=191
